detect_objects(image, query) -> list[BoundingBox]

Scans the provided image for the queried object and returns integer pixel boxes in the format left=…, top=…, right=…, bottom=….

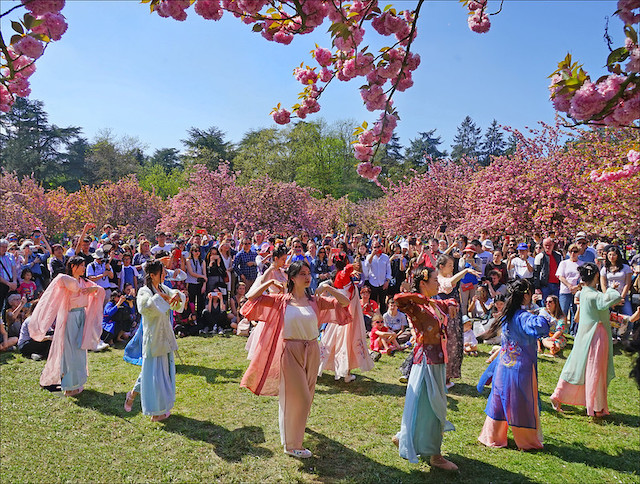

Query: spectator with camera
left=0, top=238, right=18, bottom=312
left=201, top=290, right=231, bottom=334
left=48, top=244, right=67, bottom=279
left=86, top=248, right=114, bottom=306
left=101, top=290, right=135, bottom=345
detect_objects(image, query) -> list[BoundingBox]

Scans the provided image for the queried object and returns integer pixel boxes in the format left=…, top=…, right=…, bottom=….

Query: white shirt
left=151, top=243, right=174, bottom=255
left=512, top=256, right=534, bottom=279
left=556, top=259, right=583, bottom=294
left=364, top=253, right=391, bottom=288
left=283, top=304, right=318, bottom=340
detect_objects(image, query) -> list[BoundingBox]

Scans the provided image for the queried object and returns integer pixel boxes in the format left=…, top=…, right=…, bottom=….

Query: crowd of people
left=1, top=222, right=640, bottom=468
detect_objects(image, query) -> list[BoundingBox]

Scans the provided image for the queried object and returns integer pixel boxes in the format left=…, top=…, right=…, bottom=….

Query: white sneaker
left=445, top=381, right=455, bottom=389
left=284, top=448, right=312, bottom=459
left=95, top=341, right=109, bottom=352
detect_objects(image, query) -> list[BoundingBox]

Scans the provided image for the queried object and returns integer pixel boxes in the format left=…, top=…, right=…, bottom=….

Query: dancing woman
left=28, top=256, right=105, bottom=396
left=240, top=261, right=350, bottom=458
left=550, top=263, right=621, bottom=417
left=478, top=279, right=549, bottom=450
left=392, top=267, right=458, bottom=470
left=318, top=253, right=374, bottom=382
left=124, top=260, right=185, bottom=421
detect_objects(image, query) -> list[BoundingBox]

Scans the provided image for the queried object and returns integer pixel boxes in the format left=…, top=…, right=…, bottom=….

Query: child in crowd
left=468, top=285, right=493, bottom=319
left=383, top=296, right=411, bottom=345
left=18, top=268, right=37, bottom=301
left=463, top=319, right=478, bottom=356
left=370, top=312, right=401, bottom=354
left=119, top=253, right=140, bottom=291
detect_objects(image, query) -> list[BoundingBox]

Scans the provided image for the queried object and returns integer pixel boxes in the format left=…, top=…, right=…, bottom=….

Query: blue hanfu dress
left=133, top=284, right=185, bottom=416
left=478, top=310, right=549, bottom=450
left=394, top=293, right=457, bottom=463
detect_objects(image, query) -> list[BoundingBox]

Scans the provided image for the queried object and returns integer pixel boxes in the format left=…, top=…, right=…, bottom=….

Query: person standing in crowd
left=478, top=279, right=550, bottom=450
left=575, top=232, right=597, bottom=263
left=185, top=244, right=207, bottom=326
left=233, top=237, right=258, bottom=290
left=477, top=240, right=494, bottom=275
left=364, top=240, right=392, bottom=314
left=86, top=248, right=114, bottom=306
left=550, top=263, right=622, bottom=417
left=124, top=260, right=185, bottom=421
left=600, top=245, right=633, bottom=319
left=485, top=250, right=508, bottom=285
left=458, top=245, right=482, bottom=319
left=0, top=239, right=18, bottom=312
left=508, top=243, right=534, bottom=282
left=28, top=256, right=105, bottom=396
left=534, top=238, right=563, bottom=300
left=240, top=261, right=351, bottom=459
left=48, top=244, right=67, bottom=279
left=556, top=244, right=583, bottom=335
left=150, top=231, right=173, bottom=256
left=392, top=267, right=458, bottom=470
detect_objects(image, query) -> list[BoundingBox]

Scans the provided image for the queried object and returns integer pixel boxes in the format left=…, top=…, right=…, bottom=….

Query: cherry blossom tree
left=3, top=0, right=637, bottom=182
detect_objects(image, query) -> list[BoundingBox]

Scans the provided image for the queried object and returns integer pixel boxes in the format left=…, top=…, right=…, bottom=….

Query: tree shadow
left=298, top=428, right=534, bottom=484
left=176, top=364, right=242, bottom=385
left=315, top=373, right=407, bottom=397
left=545, top=439, right=640, bottom=474
left=161, top=414, right=273, bottom=462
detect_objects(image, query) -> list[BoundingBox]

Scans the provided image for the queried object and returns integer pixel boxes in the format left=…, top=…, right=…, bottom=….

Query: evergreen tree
left=0, top=97, right=83, bottom=186
left=149, top=148, right=182, bottom=173
left=451, top=116, right=481, bottom=161
left=181, top=126, right=234, bottom=170
left=479, top=119, right=506, bottom=165
left=404, top=129, right=447, bottom=170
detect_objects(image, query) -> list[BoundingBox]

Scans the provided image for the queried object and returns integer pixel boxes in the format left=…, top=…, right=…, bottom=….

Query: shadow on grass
left=176, top=364, right=243, bottom=385
left=545, top=440, right=640, bottom=474
left=315, top=373, right=407, bottom=397
left=73, top=389, right=272, bottom=462
left=299, top=429, right=534, bottom=484
left=161, top=414, right=273, bottom=462
left=0, top=351, right=17, bottom=365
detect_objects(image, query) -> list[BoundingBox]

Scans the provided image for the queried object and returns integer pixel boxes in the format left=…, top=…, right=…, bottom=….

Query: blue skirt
left=60, top=308, right=87, bottom=391
left=133, top=352, right=175, bottom=416
left=395, top=361, right=454, bottom=463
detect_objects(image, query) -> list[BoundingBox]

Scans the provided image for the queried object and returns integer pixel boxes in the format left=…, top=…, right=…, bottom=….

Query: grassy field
left=1, top=334, right=639, bottom=483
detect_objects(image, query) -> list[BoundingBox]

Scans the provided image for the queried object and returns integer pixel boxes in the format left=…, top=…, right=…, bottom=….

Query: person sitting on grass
left=370, top=312, right=401, bottom=355
left=463, top=318, right=478, bottom=356
left=3, top=294, right=27, bottom=338
left=174, top=288, right=198, bottom=337
left=383, top=296, right=411, bottom=345
left=201, top=290, right=231, bottom=334
left=0, top=315, right=18, bottom=353
left=539, top=295, right=568, bottom=358
left=17, top=300, right=52, bottom=360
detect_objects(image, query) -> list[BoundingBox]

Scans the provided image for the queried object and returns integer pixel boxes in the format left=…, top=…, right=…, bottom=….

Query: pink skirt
left=551, top=324, right=609, bottom=416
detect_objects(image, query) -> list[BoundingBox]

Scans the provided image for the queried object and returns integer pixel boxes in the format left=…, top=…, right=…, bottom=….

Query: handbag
left=461, top=282, right=475, bottom=292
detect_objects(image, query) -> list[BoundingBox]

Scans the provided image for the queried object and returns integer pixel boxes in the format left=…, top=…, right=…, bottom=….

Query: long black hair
left=482, top=278, right=532, bottom=338
left=286, top=260, right=312, bottom=300
left=604, top=246, right=624, bottom=272
left=66, top=256, right=88, bottom=279
left=273, top=244, right=288, bottom=260
left=145, top=259, right=166, bottom=294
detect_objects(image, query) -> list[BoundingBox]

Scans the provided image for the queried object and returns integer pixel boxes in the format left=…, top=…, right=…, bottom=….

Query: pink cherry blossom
left=314, top=47, right=332, bottom=67
left=356, top=162, right=381, bottom=181
left=617, top=0, right=640, bottom=25
left=568, top=81, right=606, bottom=120
left=272, top=108, right=291, bottom=125
left=21, top=0, right=65, bottom=16
left=194, top=0, right=224, bottom=20
left=14, top=36, right=45, bottom=59
left=31, top=12, right=68, bottom=41
left=468, top=11, right=491, bottom=33
left=273, top=31, right=294, bottom=45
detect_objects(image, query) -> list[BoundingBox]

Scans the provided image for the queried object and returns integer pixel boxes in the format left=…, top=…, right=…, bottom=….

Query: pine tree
left=450, top=116, right=481, bottom=161
left=404, top=129, right=447, bottom=170
left=479, top=119, right=506, bottom=165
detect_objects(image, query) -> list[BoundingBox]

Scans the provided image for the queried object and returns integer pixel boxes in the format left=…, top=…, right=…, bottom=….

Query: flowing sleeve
left=595, top=288, right=622, bottom=311
left=167, top=285, right=186, bottom=313
left=240, top=294, right=279, bottom=321
left=137, top=286, right=170, bottom=317
left=29, top=275, right=75, bottom=340
left=316, top=295, right=351, bottom=326
left=519, top=311, right=550, bottom=338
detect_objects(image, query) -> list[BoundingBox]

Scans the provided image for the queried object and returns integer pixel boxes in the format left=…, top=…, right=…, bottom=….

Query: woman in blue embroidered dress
left=477, top=279, right=550, bottom=450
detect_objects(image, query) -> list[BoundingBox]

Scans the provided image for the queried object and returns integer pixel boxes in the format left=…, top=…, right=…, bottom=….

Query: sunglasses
left=545, top=300, right=554, bottom=305
left=570, top=250, right=579, bottom=253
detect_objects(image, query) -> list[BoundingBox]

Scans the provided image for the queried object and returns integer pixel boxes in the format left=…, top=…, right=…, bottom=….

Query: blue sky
left=4, top=0, right=623, bottom=154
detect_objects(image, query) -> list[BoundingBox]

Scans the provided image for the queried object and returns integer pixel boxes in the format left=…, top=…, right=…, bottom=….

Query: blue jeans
left=541, top=283, right=560, bottom=301
left=559, top=293, right=576, bottom=334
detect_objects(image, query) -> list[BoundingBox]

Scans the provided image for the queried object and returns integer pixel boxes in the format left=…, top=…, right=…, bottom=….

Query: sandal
left=391, top=435, right=399, bottom=447
left=550, top=397, right=563, bottom=413
left=124, top=391, right=135, bottom=412
left=151, top=412, right=171, bottom=422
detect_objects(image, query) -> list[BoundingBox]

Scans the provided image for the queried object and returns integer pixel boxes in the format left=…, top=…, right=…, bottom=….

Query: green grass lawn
left=1, top=335, right=639, bottom=483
